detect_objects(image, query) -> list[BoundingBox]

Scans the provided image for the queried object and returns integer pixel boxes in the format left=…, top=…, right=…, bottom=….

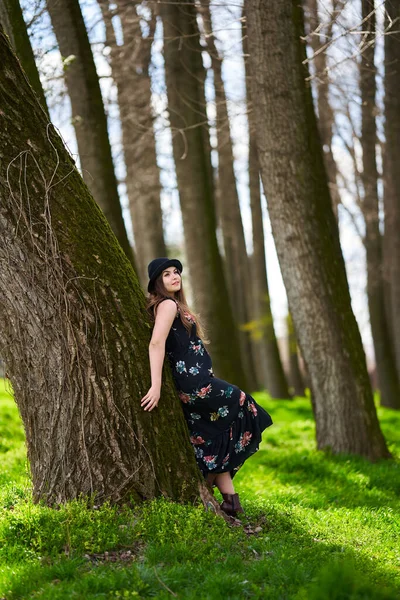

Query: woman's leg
left=214, top=472, right=235, bottom=495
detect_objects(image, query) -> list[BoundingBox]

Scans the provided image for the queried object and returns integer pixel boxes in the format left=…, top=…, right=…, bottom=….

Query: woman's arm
left=140, top=299, right=177, bottom=411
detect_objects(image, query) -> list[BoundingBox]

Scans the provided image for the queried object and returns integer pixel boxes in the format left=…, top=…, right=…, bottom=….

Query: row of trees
left=0, top=0, right=398, bottom=505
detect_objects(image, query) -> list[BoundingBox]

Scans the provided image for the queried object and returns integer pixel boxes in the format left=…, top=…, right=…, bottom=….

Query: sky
left=22, top=0, right=380, bottom=366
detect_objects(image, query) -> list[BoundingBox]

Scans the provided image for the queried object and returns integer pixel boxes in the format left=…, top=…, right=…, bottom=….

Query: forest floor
left=0, top=378, right=399, bottom=599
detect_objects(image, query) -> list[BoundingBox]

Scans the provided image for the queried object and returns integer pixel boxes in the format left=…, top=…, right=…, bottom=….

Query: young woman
left=141, top=257, right=273, bottom=517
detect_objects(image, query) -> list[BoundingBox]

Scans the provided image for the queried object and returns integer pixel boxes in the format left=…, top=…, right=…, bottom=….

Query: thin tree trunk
left=160, top=0, right=248, bottom=390
left=360, top=0, right=400, bottom=408
left=247, top=0, right=390, bottom=460
left=242, top=7, right=291, bottom=398
left=0, top=0, right=49, bottom=116
left=0, top=29, right=211, bottom=506
left=384, top=0, right=400, bottom=383
left=306, top=0, right=341, bottom=219
left=46, top=0, right=135, bottom=268
left=197, top=0, right=258, bottom=389
left=99, top=0, right=167, bottom=287
left=286, top=313, right=306, bottom=397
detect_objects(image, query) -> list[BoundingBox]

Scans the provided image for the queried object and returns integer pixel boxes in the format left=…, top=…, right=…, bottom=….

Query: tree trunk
left=197, top=0, right=258, bottom=389
left=0, top=0, right=49, bottom=116
left=46, top=0, right=135, bottom=268
left=247, top=0, right=390, bottom=460
left=384, top=0, right=400, bottom=384
left=242, top=7, right=291, bottom=398
left=306, top=0, right=341, bottom=219
left=98, top=0, right=167, bottom=288
left=286, top=313, right=306, bottom=397
left=0, top=29, right=208, bottom=506
left=160, top=0, right=248, bottom=390
left=360, top=0, right=400, bottom=408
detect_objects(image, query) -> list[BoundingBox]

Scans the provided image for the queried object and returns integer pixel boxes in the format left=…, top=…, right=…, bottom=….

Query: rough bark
left=360, top=0, right=400, bottom=408
left=46, top=0, right=135, bottom=268
left=98, top=0, right=167, bottom=288
left=306, top=0, right=341, bottom=219
left=384, top=0, right=400, bottom=384
left=242, top=7, right=291, bottom=398
left=197, top=0, right=258, bottom=389
left=286, top=313, right=306, bottom=397
left=0, top=0, right=49, bottom=116
left=247, top=0, right=390, bottom=459
left=160, top=0, right=248, bottom=390
left=0, top=29, right=208, bottom=506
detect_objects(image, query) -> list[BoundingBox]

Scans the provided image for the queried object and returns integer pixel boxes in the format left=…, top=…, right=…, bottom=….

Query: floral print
left=203, top=455, right=218, bottom=469
left=210, top=405, right=229, bottom=421
left=189, top=363, right=202, bottom=376
left=234, top=431, right=252, bottom=453
left=189, top=340, right=205, bottom=356
left=160, top=296, right=273, bottom=478
left=183, top=310, right=196, bottom=324
left=190, top=435, right=205, bottom=445
left=219, top=386, right=234, bottom=398
left=178, top=391, right=193, bottom=404
left=196, top=383, right=212, bottom=399
left=248, top=401, right=258, bottom=417
left=175, top=360, right=187, bottom=374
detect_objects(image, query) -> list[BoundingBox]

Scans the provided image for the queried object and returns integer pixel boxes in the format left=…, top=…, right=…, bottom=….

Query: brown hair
left=146, top=271, right=210, bottom=344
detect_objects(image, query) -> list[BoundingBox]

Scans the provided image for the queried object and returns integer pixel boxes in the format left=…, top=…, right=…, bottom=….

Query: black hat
left=147, top=257, right=183, bottom=293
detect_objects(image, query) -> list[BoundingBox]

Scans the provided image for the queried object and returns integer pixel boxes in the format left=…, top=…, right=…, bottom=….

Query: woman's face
left=162, top=266, right=181, bottom=293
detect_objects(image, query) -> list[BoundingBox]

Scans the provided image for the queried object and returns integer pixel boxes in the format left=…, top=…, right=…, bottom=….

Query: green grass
left=1, top=377, right=400, bottom=599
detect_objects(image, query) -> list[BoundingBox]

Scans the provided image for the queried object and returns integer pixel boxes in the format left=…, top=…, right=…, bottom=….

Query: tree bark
left=360, top=0, right=400, bottom=408
left=0, top=0, right=49, bottom=116
left=247, top=0, right=390, bottom=459
left=98, top=0, right=167, bottom=288
left=286, top=313, right=306, bottom=397
left=46, top=0, right=135, bottom=268
left=0, top=29, right=208, bottom=506
left=242, top=7, right=291, bottom=398
left=384, top=0, right=400, bottom=384
left=160, top=0, right=248, bottom=390
left=306, top=0, right=341, bottom=219
left=197, top=0, right=258, bottom=389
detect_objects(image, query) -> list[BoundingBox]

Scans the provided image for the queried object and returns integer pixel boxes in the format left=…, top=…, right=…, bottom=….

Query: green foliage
left=1, top=380, right=400, bottom=599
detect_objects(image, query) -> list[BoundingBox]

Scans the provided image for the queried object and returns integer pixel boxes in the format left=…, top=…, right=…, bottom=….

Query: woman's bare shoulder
left=154, top=298, right=179, bottom=318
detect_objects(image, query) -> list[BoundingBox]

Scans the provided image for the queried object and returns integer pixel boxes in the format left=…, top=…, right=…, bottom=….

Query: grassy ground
left=0, top=377, right=399, bottom=599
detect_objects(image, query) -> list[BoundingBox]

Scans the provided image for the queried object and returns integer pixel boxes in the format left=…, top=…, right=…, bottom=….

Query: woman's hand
left=140, top=386, right=161, bottom=411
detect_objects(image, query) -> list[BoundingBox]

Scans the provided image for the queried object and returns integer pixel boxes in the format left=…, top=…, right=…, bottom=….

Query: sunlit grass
left=1, top=378, right=399, bottom=599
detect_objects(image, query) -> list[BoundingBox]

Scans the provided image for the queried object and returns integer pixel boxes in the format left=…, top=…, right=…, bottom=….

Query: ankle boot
left=220, top=493, right=244, bottom=517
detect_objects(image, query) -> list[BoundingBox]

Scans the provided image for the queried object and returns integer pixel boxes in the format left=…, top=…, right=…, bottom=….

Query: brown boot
left=220, top=493, right=244, bottom=517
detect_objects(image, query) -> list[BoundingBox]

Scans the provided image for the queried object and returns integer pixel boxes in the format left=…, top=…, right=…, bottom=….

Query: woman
left=141, top=257, right=273, bottom=517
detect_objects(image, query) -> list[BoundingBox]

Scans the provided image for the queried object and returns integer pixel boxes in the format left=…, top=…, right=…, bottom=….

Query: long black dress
left=159, top=297, right=273, bottom=479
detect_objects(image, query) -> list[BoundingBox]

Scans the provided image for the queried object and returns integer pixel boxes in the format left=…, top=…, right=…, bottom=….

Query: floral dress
left=160, top=297, right=273, bottom=479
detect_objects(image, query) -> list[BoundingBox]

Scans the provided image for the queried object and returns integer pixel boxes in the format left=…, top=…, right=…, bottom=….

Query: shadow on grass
left=247, top=446, right=400, bottom=510
left=3, top=499, right=399, bottom=600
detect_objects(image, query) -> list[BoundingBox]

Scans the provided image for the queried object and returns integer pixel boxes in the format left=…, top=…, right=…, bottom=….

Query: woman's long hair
left=146, top=273, right=210, bottom=344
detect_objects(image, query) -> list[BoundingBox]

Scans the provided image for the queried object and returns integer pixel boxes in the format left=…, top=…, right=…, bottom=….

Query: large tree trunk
left=0, top=0, right=49, bottom=116
left=0, top=29, right=207, bottom=506
left=242, top=7, right=291, bottom=398
left=197, top=0, right=258, bottom=389
left=247, top=0, right=390, bottom=459
left=98, top=0, right=167, bottom=288
left=46, top=0, right=135, bottom=268
left=360, top=0, right=400, bottom=408
left=160, top=0, right=248, bottom=390
left=384, top=0, right=400, bottom=383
